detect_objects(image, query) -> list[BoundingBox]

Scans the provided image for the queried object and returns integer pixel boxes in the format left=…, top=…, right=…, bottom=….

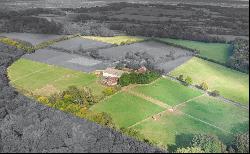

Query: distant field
left=170, top=57, right=249, bottom=105
left=50, top=37, right=111, bottom=52
left=8, top=59, right=105, bottom=98
left=133, top=78, right=203, bottom=106
left=158, top=38, right=232, bottom=63
left=82, top=36, right=145, bottom=45
left=133, top=95, right=249, bottom=147
left=0, top=32, right=64, bottom=46
left=91, top=92, right=165, bottom=128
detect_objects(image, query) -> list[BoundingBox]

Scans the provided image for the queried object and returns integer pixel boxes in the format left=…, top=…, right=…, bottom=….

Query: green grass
left=180, top=95, right=249, bottom=134
left=91, top=92, right=165, bottom=128
left=157, top=38, right=231, bottom=63
left=133, top=111, right=232, bottom=148
left=82, top=36, right=145, bottom=45
left=8, top=58, right=105, bottom=98
left=170, top=57, right=249, bottom=105
left=133, top=78, right=203, bottom=106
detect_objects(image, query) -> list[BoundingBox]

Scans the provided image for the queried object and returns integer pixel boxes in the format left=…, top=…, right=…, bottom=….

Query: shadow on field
left=167, top=133, right=194, bottom=152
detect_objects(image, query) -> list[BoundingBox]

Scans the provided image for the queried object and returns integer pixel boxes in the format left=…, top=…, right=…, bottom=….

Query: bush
left=184, top=76, right=193, bottom=86
left=102, top=87, right=118, bottom=96
left=210, top=90, right=220, bottom=97
left=177, top=74, right=185, bottom=82
left=199, top=82, right=209, bottom=91
left=192, top=134, right=226, bottom=153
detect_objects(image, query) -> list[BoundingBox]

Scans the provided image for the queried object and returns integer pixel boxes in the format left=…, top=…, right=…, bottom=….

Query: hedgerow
left=0, top=37, right=35, bottom=53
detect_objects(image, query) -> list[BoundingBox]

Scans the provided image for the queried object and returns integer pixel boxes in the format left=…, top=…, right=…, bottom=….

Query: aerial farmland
left=0, top=0, right=249, bottom=153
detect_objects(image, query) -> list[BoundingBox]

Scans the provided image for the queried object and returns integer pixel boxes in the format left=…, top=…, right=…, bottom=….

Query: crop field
left=91, top=92, right=165, bottom=128
left=0, top=32, right=65, bottom=46
left=170, top=57, right=249, bottom=105
left=157, top=38, right=232, bottom=63
left=8, top=58, right=106, bottom=98
left=22, top=48, right=106, bottom=72
left=50, top=37, right=112, bottom=52
left=133, top=78, right=203, bottom=106
left=82, top=36, right=145, bottom=45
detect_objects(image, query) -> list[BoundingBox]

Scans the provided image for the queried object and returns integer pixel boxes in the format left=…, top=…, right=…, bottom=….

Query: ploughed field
left=3, top=32, right=249, bottom=150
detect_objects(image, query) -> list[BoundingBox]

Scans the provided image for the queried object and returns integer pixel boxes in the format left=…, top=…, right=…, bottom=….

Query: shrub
left=102, top=87, right=118, bottom=96
left=210, top=90, right=220, bottom=97
left=184, top=76, right=193, bottom=86
left=37, top=96, right=49, bottom=104
left=177, top=74, right=185, bottom=82
left=199, top=82, right=209, bottom=91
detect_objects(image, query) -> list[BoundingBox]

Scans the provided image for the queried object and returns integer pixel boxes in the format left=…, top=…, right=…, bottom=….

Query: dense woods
left=227, top=39, right=249, bottom=73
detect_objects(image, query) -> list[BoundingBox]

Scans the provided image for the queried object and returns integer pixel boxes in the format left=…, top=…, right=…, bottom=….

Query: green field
left=180, top=96, right=249, bottom=134
left=133, top=95, right=249, bottom=148
left=157, top=38, right=232, bottom=63
left=133, top=78, right=203, bottom=106
left=91, top=92, right=165, bottom=128
left=170, top=57, right=249, bottom=105
left=8, top=59, right=105, bottom=98
left=82, top=36, right=145, bottom=45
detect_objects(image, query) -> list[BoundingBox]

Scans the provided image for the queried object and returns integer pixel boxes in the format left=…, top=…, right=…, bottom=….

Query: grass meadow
left=170, top=57, right=249, bottom=105
left=158, top=38, right=232, bottom=63
left=8, top=58, right=105, bottom=98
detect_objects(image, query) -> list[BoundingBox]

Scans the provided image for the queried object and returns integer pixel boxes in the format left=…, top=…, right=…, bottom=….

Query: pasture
left=8, top=58, right=105, bottom=98
left=170, top=57, right=249, bottom=105
left=132, top=95, right=248, bottom=148
left=133, top=78, right=203, bottom=106
left=82, top=36, right=145, bottom=45
left=157, top=38, right=232, bottom=63
left=90, top=92, right=165, bottom=128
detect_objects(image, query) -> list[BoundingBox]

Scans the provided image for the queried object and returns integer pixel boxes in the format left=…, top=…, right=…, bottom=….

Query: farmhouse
left=102, top=67, right=126, bottom=86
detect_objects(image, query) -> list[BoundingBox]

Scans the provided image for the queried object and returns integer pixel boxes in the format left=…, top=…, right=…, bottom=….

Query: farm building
left=102, top=68, right=126, bottom=86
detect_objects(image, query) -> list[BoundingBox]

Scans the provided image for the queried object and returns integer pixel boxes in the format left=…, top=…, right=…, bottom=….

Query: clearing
left=170, top=57, right=249, bottom=105
left=157, top=38, right=232, bottom=63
